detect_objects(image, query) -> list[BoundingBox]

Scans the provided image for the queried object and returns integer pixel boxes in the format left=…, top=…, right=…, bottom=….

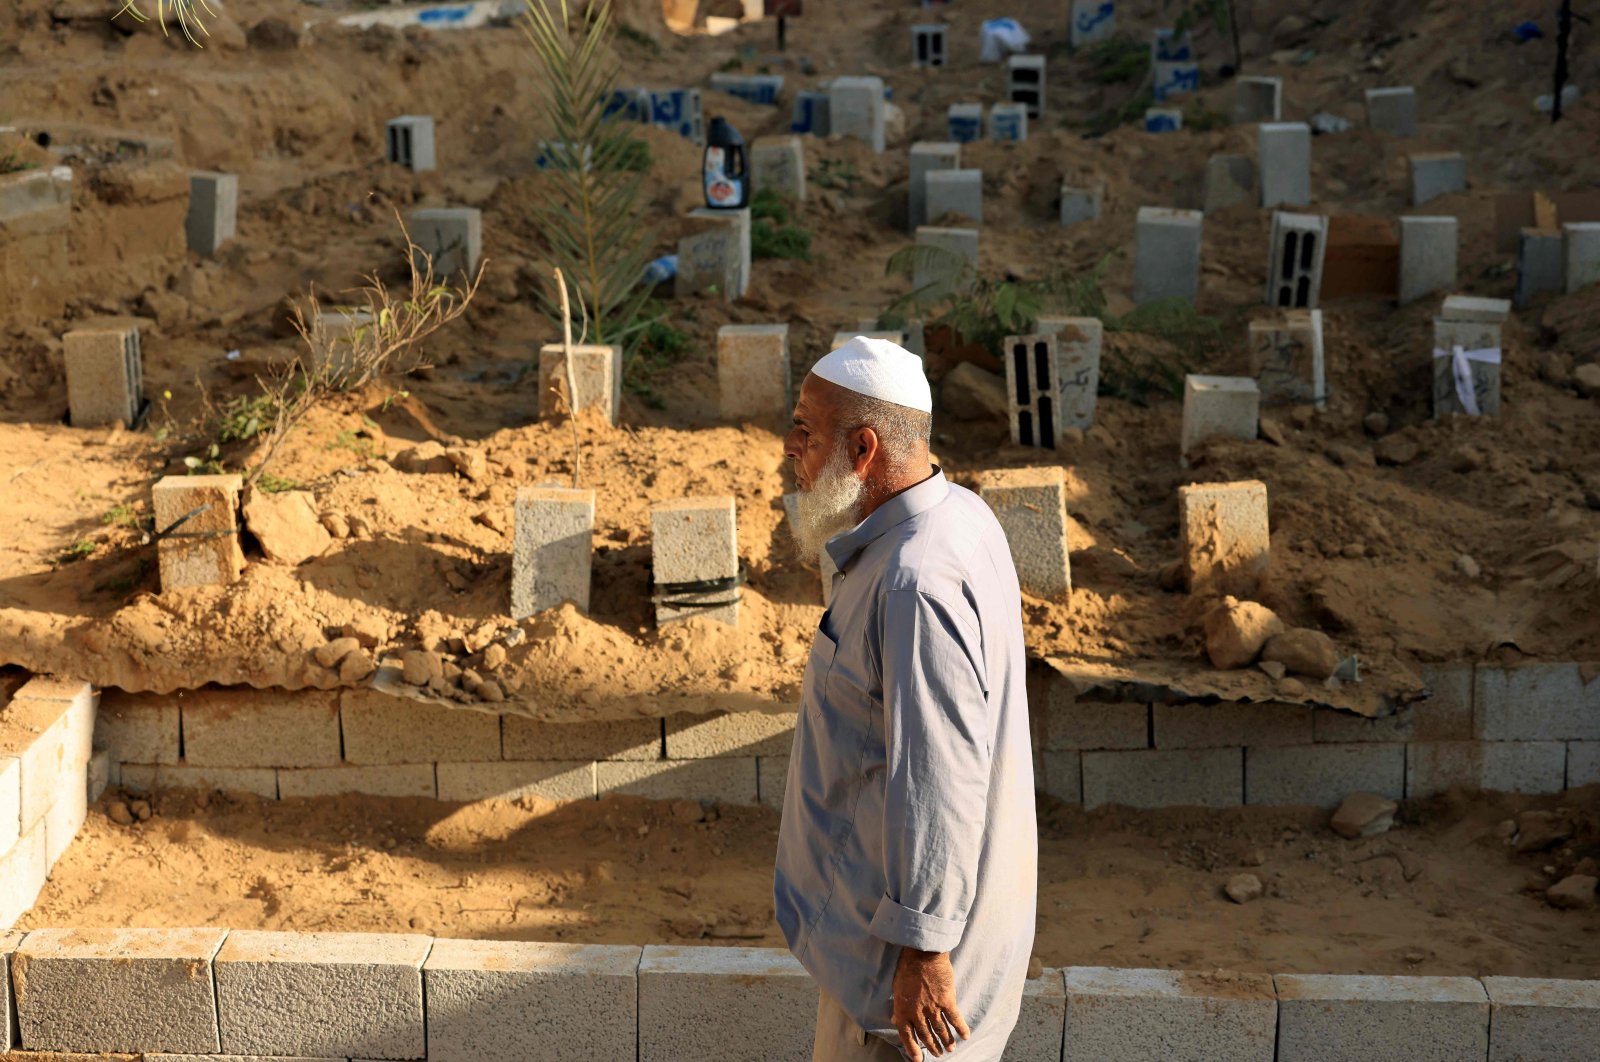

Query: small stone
left=1204, top=598, right=1285, bottom=670
left=108, top=801, right=134, bottom=826
left=671, top=799, right=704, bottom=825
left=320, top=512, right=350, bottom=538
left=401, top=650, right=443, bottom=686
left=1224, top=873, right=1264, bottom=904
left=314, top=636, right=360, bottom=669
left=1330, top=791, right=1397, bottom=839
left=475, top=679, right=505, bottom=703
left=1514, top=810, right=1573, bottom=853
left=1494, top=818, right=1518, bottom=841
left=1362, top=412, right=1390, bottom=435
left=1538, top=351, right=1573, bottom=385
left=482, top=643, right=508, bottom=671
left=1546, top=874, right=1597, bottom=910
left=461, top=668, right=485, bottom=693
left=1375, top=434, right=1420, bottom=466
left=1259, top=418, right=1287, bottom=447
left=1455, top=554, right=1481, bottom=579
left=340, top=614, right=388, bottom=648
left=130, top=799, right=153, bottom=822
left=445, top=446, right=489, bottom=482
left=1258, top=659, right=1287, bottom=681
left=1289, top=406, right=1315, bottom=428
left=473, top=509, right=508, bottom=535
left=1026, top=954, right=1045, bottom=980
left=1450, top=446, right=1484, bottom=473
left=1341, top=542, right=1365, bottom=559
left=347, top=514, right=373, bottom=537
left=1260, top=628, right=1339, bottom=679
left=242, top=488, right=333, bottom=566
left=339, top=649, right=376, bottom=682
left=464, top=622, right=498, bottom=654
left=1574, top=363, right=1600, bottom=398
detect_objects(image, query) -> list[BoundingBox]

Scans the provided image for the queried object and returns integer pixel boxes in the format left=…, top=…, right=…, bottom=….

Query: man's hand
left=891, top=948, right=970, bottom=1060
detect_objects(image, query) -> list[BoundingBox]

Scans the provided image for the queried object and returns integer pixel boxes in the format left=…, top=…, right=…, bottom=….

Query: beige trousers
left=812, top=991, right=906, bottom=1062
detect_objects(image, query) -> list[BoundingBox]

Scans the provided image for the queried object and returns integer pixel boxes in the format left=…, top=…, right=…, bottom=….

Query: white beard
left=793, top=443, right=866, bottom=559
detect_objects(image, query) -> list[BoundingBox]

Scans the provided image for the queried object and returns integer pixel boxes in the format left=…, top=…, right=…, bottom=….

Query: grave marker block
left=185, top=171, right=237, bottom=256
left=1399, top=215, right=1458, bottom=304
left=751, top=136, right=806, bottom=202
left=1178, top=479, right=1270, bottom=597
left=1134, top=207, right=1203, bottom=304
left=692, top=205, right=751, bottom=296
left=1365, top=87, right=1418, bottom=137
left=63, top=326, right=143, bottom=428
left=1433, top=304, right=1508, bottom=418
left=909, top=142, right=960, bottom=230
left=1036, top=316, right=1103, bottom=430
left=310, top=307, right=371, bottom=382
left=1144, top=108, right=1182, bottom=133
left=152, top=474, right=245, bottom=591
left=1267, top=211, right=1328, bottom=308
left=1482, top=976, right=1600, bottom=1062
left=1007, top=54, right=1046, bottom=118
left=948, top=102, right=984, bottom=143
left=650, top=87, right=704, bottom=143
left=1153, top=60, right=1200, bottom=101
left=709, top=73, right=784, bottom=106
left=1564, top=221, right=1600, bottom=293
left=829, top=76, right=887, bottom=153
left=1275, top=975, right=1488, bottom=1062
left=385, top=115, right=435, bottom=171
left=924, top=168, right=982, bottom=225
left=1181, top=374, right=1260, bottom=462
left=1260, top=122, right=1312, bottom=208
left=512, top=487, right=595, bottom=619
left=912, top=24, right=947, bottom=68
left=1204, top=154, right=1255, bottom=211
left=1060, top=184, right=1102, bottom=226
left=1066, top=967, right=1277, bottom=1062
left=408, top=207, right=482, bottom=276
left=1249, top=309, right=1325, bottom=407
left=978, top=467, right=1072, bottom=599
left=1002, top=333, right=1061, bottom=450
left=652, top=496, right=740, bottom=627
left=988, top=102, right=1029, bottom=141
left=913, top=225, right=979, bottom=299
left=1515, top=227, right=1564, bottom=306
left=717, top=324, right=790, bottom=421
left=538, top=343, right=622, bottom=424
left=1409, top=152, right=1466, bottom=205
left=677, top=212, right=741, bottom=299
left=789, top=91, right=830, bottom=136
left=1070, top=1, right=1116, bottom=48
left=1152, top=27, right=1193, bottom=62
left=1234, top=76, right=1283, bottom=124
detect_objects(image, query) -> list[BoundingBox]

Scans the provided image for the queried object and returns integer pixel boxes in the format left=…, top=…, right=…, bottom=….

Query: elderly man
left=775, top=336, right=1037, bottom=1061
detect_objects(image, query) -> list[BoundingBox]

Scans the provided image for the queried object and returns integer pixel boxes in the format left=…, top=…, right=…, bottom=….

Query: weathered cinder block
left=408, top=207, right=481, bottom=277
left=151, top=1055, right=345, bottom=1061
left=0, top=686, right=83, bottom=831
left=0, top=755, right=18, bottom=854
left=1007, top=54, right=1046, bottom=118
left=1038, top=681, right=1147, bottom=751
left=152, top=474, right=245, bottom=591
left=44, top=759, right=88, bottom=865
left=1145, top=106, right=1185, bottom=133
left=1414, top=663, right=1474, bottom=739
left=925, top=168, right=983, bottom=225
left=1267, top=212, right=1328, bottom=309
left=1249, top=308, right=1325, bottom=407
left=1065, top=966, right=1277, bottom=1061
left=1275, top=974, right=1488, bottom=1062
left=64, top=326, right=143, bottom=428
left=511, top=486, right=596, bottom=619
left=710, top=72, right=785, bottom=106
left=1060, top=184, right=1102, bottom=226
left=908, top=142, right=960, bottom=230
left=1008, top=969, right=1067, bottom=1061
left=0, top=824, right=47, bottom=929
left=677, top=212, right=739, bottom=299
left=435, top=760, right=595, bottom=803
left=501, top=715, right=661, bottom=761
left=215, top=931, right=430, bottom=1059
left=87, top=746, right=113, bottom=802
left=989, top=102, right=1029, bottom=141
left=1565, top=222, right=1600, bottom=294
left=1035, top=316, right=1102, bottom=431
left=1399, top=216, right=1458, bottom=305
left=278, top=764, right=436, bottom=799
left=1432, top=315, right=1502, bottom=418
left=1036, top=749, right=1082, bottom=804
left=537, top=343, right=622, bottom=424
left=1569, top=741, right=1600, bottom=787
left=999, top=333, right=1062, bottom=450
left=1177, top=480, right=1270, bottom=598
left=1134, top=207, right=1203, bottom=304
left=948, top=102, right=984, bottom=144
left=1070, top=0, right=1116, bottom=47
left=1483, top=976, right=1600, bottom=1061
left=717, top=324, right=791, bottom=422
left=829, top=76, right=886, bottom=153
left=185, top=171, right=237, bottom=256
left=1517, top=227, right=1565, bottom=307
left=120, top=763, right=279, bottom=799
left=758, top=754, right=789, bottom=809
left=1234, top=76, right=1283, bottom=124
left=652, top=496, right=741, bottom=627
left=978, top=467, right=1072, bottom=599
left=639, top=945, right=815, bottom=1062
left=1259, top=122, right=1311, bottom=208
left=911, top=23, right=947, bottom=68
left=665, top=711, right=796, bottom=758
left=95, top=688, right=181, bottom=765
left=1365, top=87, right=1417, bottom=137
left=182, top=688, right=340, bottom=768
left=596, top=758, right=758, bottom=804
left=1, top=929, right=22, bottom=1050
left=14, top=927, right=227, bottom=1054
left=1205, top=154, right=1255, bottom=211
left=1313, top=706, right=1416, bottom=743
left=1181, top=374, right=1259, bottom=462
left=1475, top=663, right=1600, bottom=741
left=1082, top=747, right=1243, bottom=808
left=914, top=224, right=979, bottom=298
left=1406, top=741, right=1567, bottom=797
left=386, top=115, right=436, bottom=171
left=789, top=90, right=829, bottom=136
left=425, top=939, right=640, bottom=1062
left=340, top=689, right=500, bottom=764
left=1246, top=743, right=1405, bottom=806
left=1154, top=701, right=1312, bottom=748
left=1409, top=152, right=1466, bottom=206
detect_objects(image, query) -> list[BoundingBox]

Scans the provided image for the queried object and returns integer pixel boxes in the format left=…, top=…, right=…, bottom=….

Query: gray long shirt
left=775, top=470, right=1038, bottom=1056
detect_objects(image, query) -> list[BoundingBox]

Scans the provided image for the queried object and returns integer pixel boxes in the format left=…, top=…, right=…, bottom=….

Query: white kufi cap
left=809, top=336, right=933, bottom=414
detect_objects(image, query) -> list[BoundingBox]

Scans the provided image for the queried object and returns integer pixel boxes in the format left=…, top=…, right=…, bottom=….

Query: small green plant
left=325, top=431, right=378, bottom=458
left=214, top=392, right=276, bottom=444
left=1100, top=299, right=1220, bottom=404
left=624, top=312, right=691, bottom=408
left=752, top=221, right=812, bottom=261
left=255, top=472, right=301, bottom=493
left=0, top=147, right=36, bottom=175
left=1085, top=37, right=1150, bottom=84
left=101, top=503, right=141, bottom=529
left=812, top=159, right=859, bottom=192
left=379, top=389, right=411, bottom=412
left=1084, top=87, right=1154, bottom=136
left=54, top=539, right=98, bottom=565
left=1183, top=105, right=1230, bottom=132
left=184, top=443, right=225, bottom=475
left=750, top=189, right=788, bottom=223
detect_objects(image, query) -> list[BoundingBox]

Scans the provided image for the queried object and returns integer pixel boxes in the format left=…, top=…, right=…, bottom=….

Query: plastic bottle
left=702, top=117, right=749, bottom=210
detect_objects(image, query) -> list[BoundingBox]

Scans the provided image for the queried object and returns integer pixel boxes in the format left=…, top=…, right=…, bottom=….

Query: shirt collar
left=825, top=468, right=950, bottom=571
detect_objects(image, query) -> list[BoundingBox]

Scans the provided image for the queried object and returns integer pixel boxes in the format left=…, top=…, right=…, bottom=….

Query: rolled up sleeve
left=868, top=587, right=992, bottom=954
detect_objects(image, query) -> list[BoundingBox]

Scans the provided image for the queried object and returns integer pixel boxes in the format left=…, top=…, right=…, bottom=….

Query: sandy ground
left=21, top=785, right=1600, bottom=978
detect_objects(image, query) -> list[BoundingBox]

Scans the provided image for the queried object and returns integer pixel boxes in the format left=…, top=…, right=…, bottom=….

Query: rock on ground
left=1514, top=810, right=1573, bottom=853
left=1330, top=791, right=1398, bottom=839
left=242, top=488, right=332, bottom=566
left=1547, top=874, right=1597, bottom=910
left=1224, top=873, right=1264, bottom=904
left=1204, top=597, right=1284, bottom=669
left=1260, top=627, right=1339, bottom=679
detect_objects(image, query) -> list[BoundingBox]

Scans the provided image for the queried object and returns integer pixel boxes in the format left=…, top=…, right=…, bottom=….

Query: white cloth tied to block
left=980, top=18, right=1030, bottom=62
left=1432, top=344, right=1501, bottom=416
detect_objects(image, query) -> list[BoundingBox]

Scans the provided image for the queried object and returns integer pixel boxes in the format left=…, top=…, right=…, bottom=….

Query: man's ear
left=852, top=426, right=880, bottom=475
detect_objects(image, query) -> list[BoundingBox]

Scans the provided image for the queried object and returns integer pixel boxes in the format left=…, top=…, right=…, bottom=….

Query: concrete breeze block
left=925, top=168, right=982, bottom=224
left=1410, top=152, right=1467, bottom=206
left=425, top=939, right=641, bottom=1062
left=1036, top=749, right=1083, bottom=804
left=1082, top=747, right=1243, bottom=808
left=386, top=115, right=436, bottom=171
left=1399, top=215, right=1458, bottom=304
left=1406, top=741, right=1567, bottom=798
left=1144, top=107, right=1183, bottom=133
left=1275, top=974, right=1488, bottom=1062
left=1065, top=966, right=1277, bottom=1061
left=1009, top=969, right=1068, bottom=1061
left=790, top=90, right=830, bottom=136
left=676, top=212, right=741, bottom=299
left=0, top=755, right=18, bottom=854
left=502, top=715, right=662, bottom=761
left=1001, top=333, right=1063, bottom=450
left=1365, top=87, right=1418, bottom=137
left=1249, top=309, right=1325, bottom=406
left=1246, top=742, right=1406, bottom=806
left=0, top=824, right=47, bottom=930
left=1134, top=207, right=1203, bottom=304
left=709, top=73, right=784, bottom=107
left=94, top=688, right=181, bottom=765
left=63, top=326, right=143, bottom=428
left=1181, top=374, right=1259, bottom=462
left=908, top=142, right=960, bottom=231
left=13, top=927, right=227, bottom=1054
left=717, top=323, right=790, bottom=421
left=1483, top=976, right=1600, bottom=1062
left=152, top=473, right=245, bottom=591
left=1205, top=153, right=1255, bottom=211
left=44, top=759, right=89, bottom=865
left=1563, top=222, right=1600, bottom=294
left=639, top=945, right=815, bottom=1062
left=185, top=171, right=237, bottom=256
left=182, top=688, right=339, bottom=768
left=758, top=753, right=789, bottom=808
left=828, top=76, right=886, bottom=153
left=750, top=136, right=806, bottom=202
left=436, top=760, right=596, bottom=803
left=340, top=689, right=501, bottom=764
left=1040, top=683, right=1147, bottom=751
left=665, top=711, right=797, bottom=758
left=511, top=486, right=596, bottom=619
left=1569, top=741, right=1600, bottom=787
left=1037, top=316, right=1103, bottom=430
left=989, top=102, right=1029, bottom=141
left=1475, top=663, right=1599, bottom=741
left=1267, top=212, right=1328, bottom=308
left=1178, top=480, right=1271, bottom=597
left=1234, top=76, right=1283, bottom=124
left=537, top=342, right=622, bottom=424
left=1313, top=705, right=1417, bottom=743
left=978, top=467, right=1072, bottom=599
left=1259, top=122, right=1312, bottom=208
left=1007, top=54, right=1046, bottom=118
left=278, top=764, right=436, bottom=799
left=1060, top=184, right=1102, bottom=226
left=596, top=758, right=758, bottom=804
left=1517, top=227, right=1565, bottom=306
left=407, top=207, right=481, bottom=276
left=914, top=225, right=979, bottom=299
left=912, top=23, right=947, bottom=68
left=948, top=102, right=984, bottom=143
left=1153, top=701, right=1313, bottom=748
left=120, top=763, right=279, bottom=799
left=1414, top=663, right=1475, bottom=739
left=215, top=931, right=430, bottom=1059
left=1432, top=316, right=1502, bottom=418
left=1071, top=0, right=1116, bottom=48
left=652, top=496, right=740, bottom=627
left=1, top=929, right=21, bottom=1050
